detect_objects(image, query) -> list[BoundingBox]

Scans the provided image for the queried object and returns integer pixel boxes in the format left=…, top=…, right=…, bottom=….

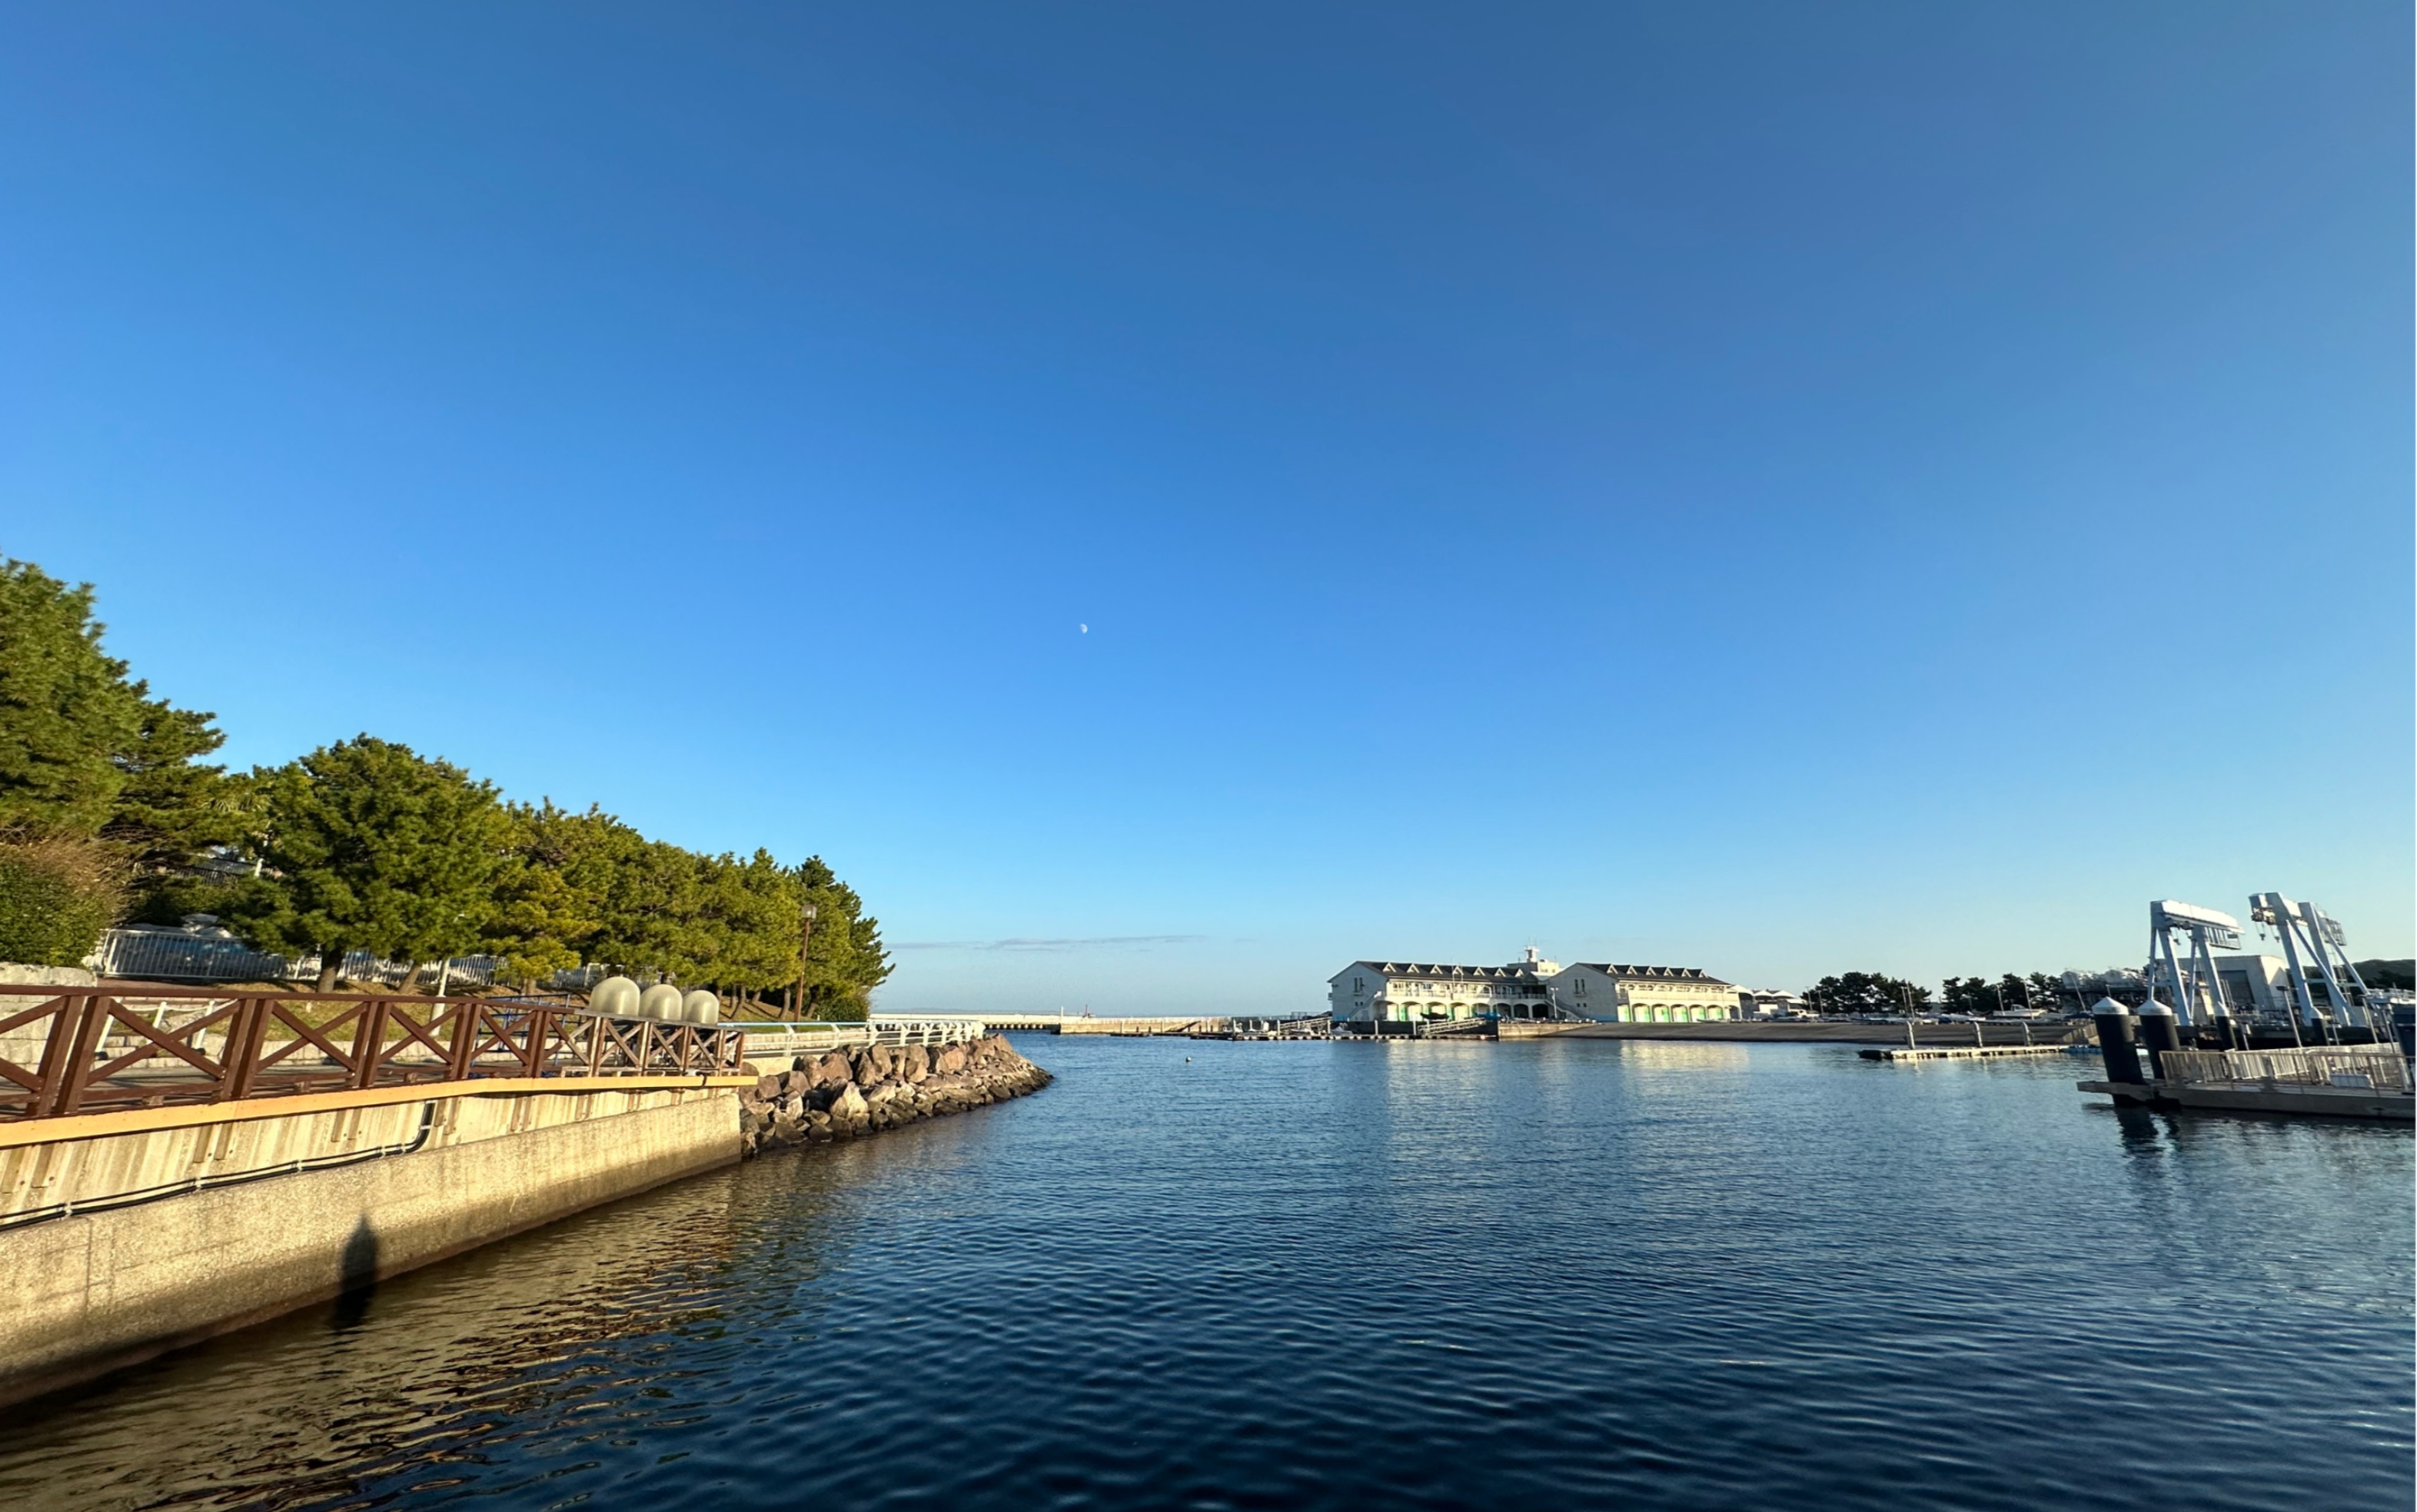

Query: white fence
left=740, top=1019, right=986, bottom=1062
left=2157, top=1045, right=2410, bottom=1092
left=85, top=928, right=505, bottom=989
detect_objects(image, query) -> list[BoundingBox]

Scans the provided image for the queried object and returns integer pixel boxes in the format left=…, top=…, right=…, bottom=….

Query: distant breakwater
left=740, top=1035, right=1051, bottom=1155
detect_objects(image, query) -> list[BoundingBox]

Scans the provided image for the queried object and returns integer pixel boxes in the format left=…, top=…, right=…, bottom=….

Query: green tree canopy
left=101, top=700, right=244, bottom=872
left=0, top=558, right=897, bottom=995
left=693, top=849, right=810, bottom=999
left=0, top=559, right=231, bottom=852
left=1938, top=976, right=1993, bottom=1014
left=227, top=736, right=509, bottom=988
left=1937, top=973, right=2063, bottom=1014
left=0, top=560, right=141, bottom=836
left=484, top=801, right=613, bottom=987
left=0, top=836, right=121, bottom=967
left=795, top=855, right=891, bottom=1019
left=1805, top=971, right=1930, bottom=1014
left=2355, top=959, right=2415, bottom=992
left=0, top=559, right=234, bottom=959
left=480, top=810, right=887, bottom=1015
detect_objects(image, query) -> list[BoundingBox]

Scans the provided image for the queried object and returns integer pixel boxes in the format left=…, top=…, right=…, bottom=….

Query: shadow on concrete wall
left=332, top=1217, right=381, bottom=1331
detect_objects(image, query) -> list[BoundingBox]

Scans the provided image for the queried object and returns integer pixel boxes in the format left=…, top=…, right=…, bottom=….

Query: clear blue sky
left=4, top=5, right=2408, bottom=1012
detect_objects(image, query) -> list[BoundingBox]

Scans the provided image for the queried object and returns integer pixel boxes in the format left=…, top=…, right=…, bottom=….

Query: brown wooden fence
left=0, top=983, right=747, bottom=1122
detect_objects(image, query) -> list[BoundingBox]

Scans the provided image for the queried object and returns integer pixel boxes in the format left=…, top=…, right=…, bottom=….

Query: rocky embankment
left=740, top=1035, right=1051, bottom=1156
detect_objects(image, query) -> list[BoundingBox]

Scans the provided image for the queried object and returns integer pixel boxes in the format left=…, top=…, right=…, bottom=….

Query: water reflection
left=0, top=1165, right=793, bottom=1511
left=0, top=1042, right=2405, bottom=1512
left=1590, top=1038, right=1755, bottom=1074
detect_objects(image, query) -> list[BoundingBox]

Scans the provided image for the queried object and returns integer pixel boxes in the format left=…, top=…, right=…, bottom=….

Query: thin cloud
left=894, top=934, right=1207, bottom=952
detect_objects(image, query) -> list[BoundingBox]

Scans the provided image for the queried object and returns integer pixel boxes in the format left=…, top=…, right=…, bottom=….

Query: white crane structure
left=2146, top=900, right=2240, bottom=1032
left=2248, top=893, right=2375, bottom=1035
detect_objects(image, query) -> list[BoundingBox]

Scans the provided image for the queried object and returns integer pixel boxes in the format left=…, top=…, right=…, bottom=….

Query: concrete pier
left=0, top=1076, right=747, bottom=1407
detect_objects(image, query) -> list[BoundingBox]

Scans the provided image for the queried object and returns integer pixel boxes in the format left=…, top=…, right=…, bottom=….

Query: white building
left=2212, top=953, right=2375, bottom=1022
left=1739, top=986, right=1810, bottom=1019
left=1328, top=949, right=1564, bottom=1028
left=1554, top=963, right=1740, bottom=1023
left=1327, top=951, right=1744, bottom=1027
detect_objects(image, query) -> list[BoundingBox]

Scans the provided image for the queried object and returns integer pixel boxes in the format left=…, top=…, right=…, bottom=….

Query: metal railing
left=0, top=983, right=749, bottom=1123
left=2156, top=1045, right=2410, bottom=1092
left=738, top=1019, right=987, bottom=1061
left=84, top=929, right=520, bottom=990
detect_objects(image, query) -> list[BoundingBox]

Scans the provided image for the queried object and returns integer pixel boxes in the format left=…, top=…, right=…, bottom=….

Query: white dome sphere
left=681, top=989, right=722, bottom=1025
left=591, top=976, right=642, bottom=1019
left=638, top=982, right=686, bottom=1021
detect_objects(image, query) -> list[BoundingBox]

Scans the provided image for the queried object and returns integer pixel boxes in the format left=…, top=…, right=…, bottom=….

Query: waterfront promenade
left=0, top=982, right=1038, bottom=1407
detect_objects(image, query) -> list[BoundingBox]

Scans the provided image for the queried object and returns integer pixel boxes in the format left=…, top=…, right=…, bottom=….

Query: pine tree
left=793, top=855, right=892, bottom=1019
left=0, top=559, right=233, bottom=960
left=228, top=737, right=509, bottom=989
left=485, top=802, right=603, bottom=989
left=0, top=560, right=141, bottom=836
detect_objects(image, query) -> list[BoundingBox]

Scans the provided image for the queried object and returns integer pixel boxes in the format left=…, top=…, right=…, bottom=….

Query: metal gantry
left=2249, top=893, right=2375, bottom=1038
left=2146, top=899, right=2241, bottom=1032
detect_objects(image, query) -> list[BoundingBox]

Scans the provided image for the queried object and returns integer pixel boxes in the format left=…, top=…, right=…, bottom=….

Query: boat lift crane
left=2249, top=893, right=2374, bottom=1038
left=2146, top=900, right=2241, bottom=1038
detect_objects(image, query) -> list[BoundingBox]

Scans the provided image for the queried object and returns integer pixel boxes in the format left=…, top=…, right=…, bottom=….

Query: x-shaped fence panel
left=0, top=984, right=749, bottom=1121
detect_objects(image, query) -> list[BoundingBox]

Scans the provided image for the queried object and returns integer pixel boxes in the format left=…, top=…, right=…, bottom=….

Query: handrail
left=738, top=1019, right=987, bottom=1053
left=0, top=982, right=748, bottom=1122
left=2157, top=1045, right=2410, bottom=1092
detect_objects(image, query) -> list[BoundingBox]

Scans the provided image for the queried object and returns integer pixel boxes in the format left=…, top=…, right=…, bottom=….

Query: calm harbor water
left=2, top=1036, right=2409, bottom=1511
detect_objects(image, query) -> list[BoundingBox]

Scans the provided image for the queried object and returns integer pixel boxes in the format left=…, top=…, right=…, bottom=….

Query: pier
left=2079, top=1044, right=2413, bottom=1122
left=0, top=982, right=1019, bottom=1407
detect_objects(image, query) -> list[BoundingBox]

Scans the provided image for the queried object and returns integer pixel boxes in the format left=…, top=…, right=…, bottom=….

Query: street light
left=796, top=899, right=819, bottom=1022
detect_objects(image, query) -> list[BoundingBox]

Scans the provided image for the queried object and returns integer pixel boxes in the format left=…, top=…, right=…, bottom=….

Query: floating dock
left=2065, top=893, right=2416, bottom=1122
left=2080, top=1075, right=2412, bottom=1122
left=2080, top=1044, right=2412, bottom=1122
left=1860, top=1043, right=2073, bottom=1063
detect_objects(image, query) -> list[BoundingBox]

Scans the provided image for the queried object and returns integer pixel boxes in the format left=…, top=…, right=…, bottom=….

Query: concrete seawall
left=0, top=1079, right=744, bottom=1407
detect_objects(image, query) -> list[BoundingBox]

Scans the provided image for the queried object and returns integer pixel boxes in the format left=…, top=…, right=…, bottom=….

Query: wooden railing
left=0, top=982, right=748, bottom=1122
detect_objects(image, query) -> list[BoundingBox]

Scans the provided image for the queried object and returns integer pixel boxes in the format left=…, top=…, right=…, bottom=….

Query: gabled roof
left=1330, top=960, right=1547, bottom=982
left=1571, top=963, right=1733, bottom=986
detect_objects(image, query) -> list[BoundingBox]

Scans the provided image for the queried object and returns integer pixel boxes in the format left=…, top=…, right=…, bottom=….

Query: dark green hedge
left=0, top=841, right=116, bottom=967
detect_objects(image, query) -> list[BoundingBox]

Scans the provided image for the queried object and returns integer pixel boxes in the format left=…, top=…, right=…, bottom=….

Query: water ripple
left=0, top=1038, right=2407, bottom=1511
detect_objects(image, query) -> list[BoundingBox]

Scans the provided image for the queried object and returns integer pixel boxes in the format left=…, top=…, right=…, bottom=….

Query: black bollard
left=2136, top=1007, right=2180, bottom=1081
left=2095, top=1011, right=2145, bottom=1085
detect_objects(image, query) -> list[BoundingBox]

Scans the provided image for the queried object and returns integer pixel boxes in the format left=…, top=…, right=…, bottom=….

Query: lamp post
left=796, top=899, right=819, bottom=1022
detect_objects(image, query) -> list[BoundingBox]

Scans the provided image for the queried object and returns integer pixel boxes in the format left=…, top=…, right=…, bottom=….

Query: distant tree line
left=0, top=558, right=888, bottom=1016
left=1811, top=959, right=2417, bottom=1015
left=2354, top=959, right=2414, bottom=992
left=1804, top=970, right=2064, bottom=1015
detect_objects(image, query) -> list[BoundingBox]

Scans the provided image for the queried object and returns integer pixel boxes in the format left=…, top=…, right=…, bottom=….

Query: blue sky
left=3, top=4, right=2408, bottom=1012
